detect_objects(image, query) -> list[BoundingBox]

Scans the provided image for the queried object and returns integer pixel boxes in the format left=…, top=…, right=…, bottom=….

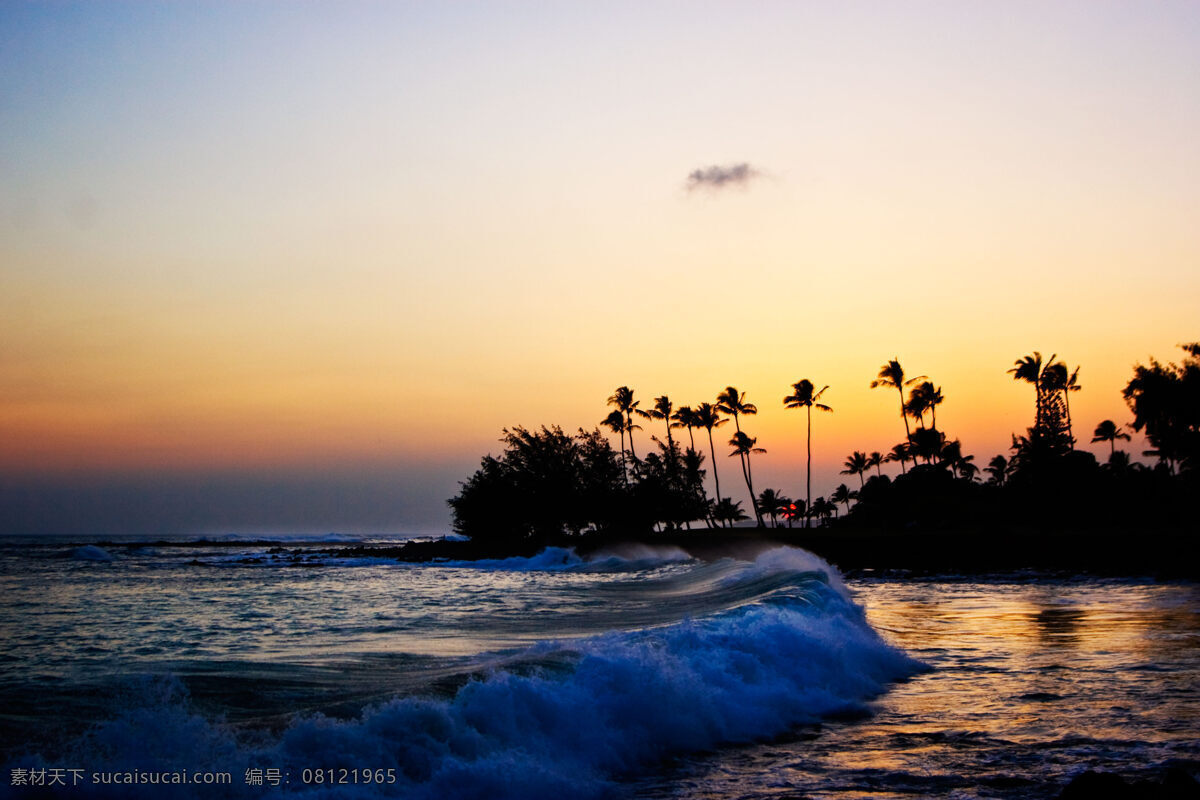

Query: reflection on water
left=635, top=577, right=1200, bottom=799
left=1031, top=606, right=1086, bottom=645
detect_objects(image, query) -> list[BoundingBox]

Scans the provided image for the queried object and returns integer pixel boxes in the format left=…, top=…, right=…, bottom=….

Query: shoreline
left=80, top=524, right=1200, bottom=580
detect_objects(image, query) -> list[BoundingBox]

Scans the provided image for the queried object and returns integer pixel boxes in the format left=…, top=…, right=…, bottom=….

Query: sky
left=2, top=1, right=1198, bottom=535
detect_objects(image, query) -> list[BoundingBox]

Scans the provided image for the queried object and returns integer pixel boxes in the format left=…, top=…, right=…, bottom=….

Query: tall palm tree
left=601, top=410, right=628, bottom=483
left=841, top=450, right=870, bottom=488
left=716, top=387, right=757, bottom=510
left=729, top=431, right=766, bottom=526
left=783, top=379, right=832, bottom=528
left=716, top=386, right=758, bottom=430
left=670, top=405, right=698, bottom=452
left=867, top=451, right=884, bottom=478
left=1091, top=419, right=1131, bottom=457
left=871, top=359, right=925, bottom=458
left=607, top=386, right=642, bottom=460
left=693, top=402, right=727, bottom=509
left=644, top=396, right=675, bottom=449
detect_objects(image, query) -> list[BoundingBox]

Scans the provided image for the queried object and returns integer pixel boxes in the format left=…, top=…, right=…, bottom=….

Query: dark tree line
left=449, top=342, right=1198, bottom=543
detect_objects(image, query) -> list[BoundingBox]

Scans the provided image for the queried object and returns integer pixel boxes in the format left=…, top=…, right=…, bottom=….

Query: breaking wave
left=5, top=547, right=923, bottom=798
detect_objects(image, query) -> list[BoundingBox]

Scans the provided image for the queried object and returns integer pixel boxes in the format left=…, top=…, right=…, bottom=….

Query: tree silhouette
left=841, top=450, right=870, bottom=488
left=909, top=427, right=946, bottom=464
left=831, top=483, right=857, bottom=513
left=905, top=385, right=931, bottom=429
left=958, top=459, right=980, bottom=482
left=783, top=379, right=832, bottom=528
left=1091, top=419, right=1131, bottom=457
left=868, top=451, right=884, bottom=478
left=939, top=439, right=974, bottom=478
left=907, top=381, right=944, bottom=430
left=716, top=387, right=758, bottom=521
left=757, top=488, right=787, bottom=528
left=670, top=405, right=698, bottom=452
left=712, top=498, right=748, bottom=526
left=601, top=410, right=629, bottom=483
left=729, top=430, right=766, bottom=526
left=810, top=497, right=835, bottom=526
left=1008, top=352, right=1072, bottom=464
left=985, top=454, right=1009, bottom=485
left=1009, top=352, right=1051, bottom=431
left=1043, top=363, right=1081, bottom=448
left=607, top=386, right=643, bottom=460
left=885, top=443, right=910, bottom=474
left=644, top=396, right=675, bottom=449
left=693, top=402, right=728, bottom=515
left=1123, top=343, right=1200, bottom=472
left=872, top=359, right=925, bottom=463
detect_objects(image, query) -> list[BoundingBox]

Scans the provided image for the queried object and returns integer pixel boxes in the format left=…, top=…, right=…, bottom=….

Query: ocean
left=0, top=535, right=1196, bottom=798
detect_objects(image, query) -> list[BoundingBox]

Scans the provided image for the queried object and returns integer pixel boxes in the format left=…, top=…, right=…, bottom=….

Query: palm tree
left=712, top=498, right=748, bottom=527
left=867, top=451, right=884, bottom=478
left=871, top=359, right=925, bottom=459
left=909, top=428, right=945, bottom=464
left=910, top=381, right=944, bottom=429
left=811, top=497, right=835, bottom=526
left=841, top=450, right=870, bottom=488
left=1008, top=352, right=1055, bottom=428
left=885, top=443, right=910, bottom=474
left=729, top=431, right=766, bottom=526
left=693, top=402, right=727, bottom=510
left=1091, top=419, right=1131, bottom=457
left=958, top=460, right=980, bottom=482
left=670, top=405, right=698, bottom=452
left=783, top=379, right=832, bottom=528
left=939, top=439, right=974, bottom=479
left=905, top=386, right=931, bottom=429
left=716, top=387, right=757, bottom=513
left=831, top=483, right=857, bottom=513
left=757, top=488, right=787, bottom=528
left=644, top=396, right=675, bottom=449
left=716, top=386, right=757, bottom=434
left=985, top=454, right=1008, bottom=485
left=1043, top=363, right=1081, bottom=447
left=607, top=386, right=642, bottom=460
left=601, top=410, right=628, bottom=483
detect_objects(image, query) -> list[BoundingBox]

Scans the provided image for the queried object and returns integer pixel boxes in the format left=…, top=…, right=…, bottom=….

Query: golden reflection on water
left=849, top=580, right=1200, bottom=765
left=646, top=578, right=1200, bottom=799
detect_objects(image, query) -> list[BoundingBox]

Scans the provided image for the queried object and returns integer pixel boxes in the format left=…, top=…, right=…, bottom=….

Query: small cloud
left=685, top=163, right=762, bottom=192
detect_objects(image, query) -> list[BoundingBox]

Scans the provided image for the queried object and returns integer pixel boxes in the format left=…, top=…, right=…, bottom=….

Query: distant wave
left=436, top=544, right=694, bottom=573
left=4, top=547, right=923, bottom=798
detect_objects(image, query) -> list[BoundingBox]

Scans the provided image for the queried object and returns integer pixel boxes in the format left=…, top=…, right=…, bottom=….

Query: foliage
left=1123, top=344, right=1200, bottom=472
left=449, top=426, right=707, bottom=544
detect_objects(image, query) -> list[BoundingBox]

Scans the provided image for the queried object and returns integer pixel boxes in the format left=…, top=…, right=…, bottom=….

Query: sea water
left=0, top=535, right=1196, bottom=798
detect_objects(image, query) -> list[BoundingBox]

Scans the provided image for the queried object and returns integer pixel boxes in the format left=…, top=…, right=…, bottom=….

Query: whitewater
left=1, top=535, right=1197, bottom=798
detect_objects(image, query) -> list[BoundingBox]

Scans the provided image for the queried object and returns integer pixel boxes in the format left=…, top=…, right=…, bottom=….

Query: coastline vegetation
left=448, top=343, right=1199, bottom=553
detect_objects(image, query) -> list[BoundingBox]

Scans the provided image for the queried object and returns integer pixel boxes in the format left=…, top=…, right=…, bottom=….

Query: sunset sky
left=3, top=2, right=1198, bottom=534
